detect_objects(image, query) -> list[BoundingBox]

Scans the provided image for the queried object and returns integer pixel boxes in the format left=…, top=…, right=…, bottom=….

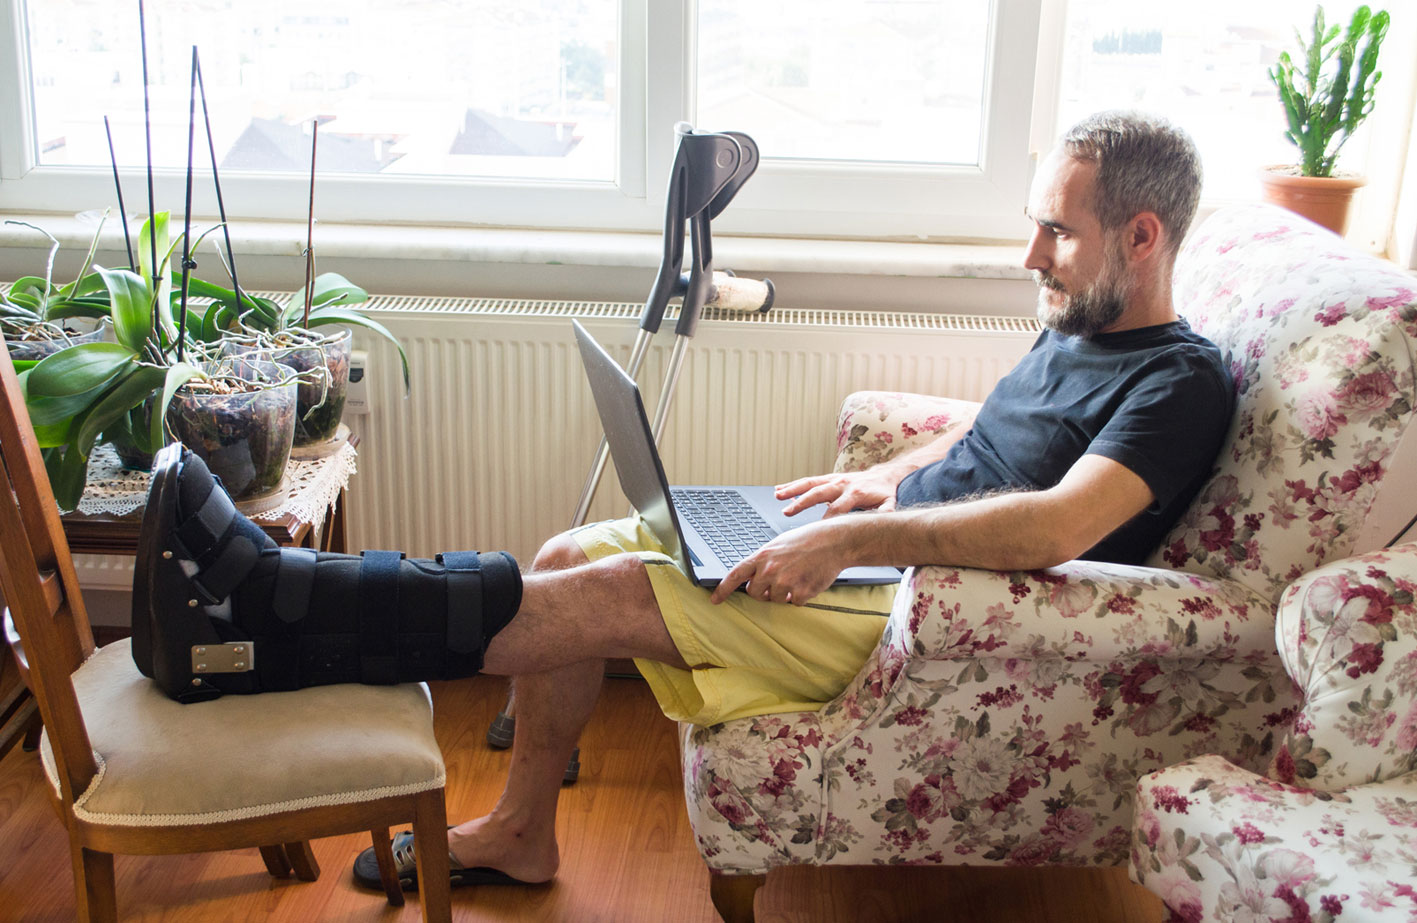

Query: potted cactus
left=1260, top=4, right=1389, bottom=234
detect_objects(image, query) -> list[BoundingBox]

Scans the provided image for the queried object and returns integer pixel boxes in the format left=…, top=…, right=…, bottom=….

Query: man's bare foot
left=447, top=813, right=559, bottom=883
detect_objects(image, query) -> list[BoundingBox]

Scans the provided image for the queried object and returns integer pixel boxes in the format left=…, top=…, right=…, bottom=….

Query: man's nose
left=1023, top=227, right=1050, bottom=273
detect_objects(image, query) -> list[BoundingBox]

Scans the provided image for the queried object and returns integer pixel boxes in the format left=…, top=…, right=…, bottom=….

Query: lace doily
left=76, top=442, right=358, bottom=537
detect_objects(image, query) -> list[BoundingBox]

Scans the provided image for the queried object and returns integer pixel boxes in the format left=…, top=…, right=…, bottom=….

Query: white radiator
left=340, top=297, right=1038, bottom=562
left=71, top=297, right=1038, bottom=587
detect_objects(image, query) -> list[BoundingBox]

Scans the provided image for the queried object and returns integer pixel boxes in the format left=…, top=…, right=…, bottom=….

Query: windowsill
left=0, top=211, right=1038, bottom=315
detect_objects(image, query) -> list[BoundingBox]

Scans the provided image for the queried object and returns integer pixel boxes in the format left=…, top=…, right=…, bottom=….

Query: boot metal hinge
left=191, top=643, right=256, bottom=674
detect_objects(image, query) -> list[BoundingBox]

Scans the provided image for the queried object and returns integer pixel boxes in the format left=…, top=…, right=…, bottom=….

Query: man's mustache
left=1033, top=271, right=1064, bottom=292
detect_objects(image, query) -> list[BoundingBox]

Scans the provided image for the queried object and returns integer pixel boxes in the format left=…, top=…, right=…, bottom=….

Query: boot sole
left=130, top=443, right=182, bottom=677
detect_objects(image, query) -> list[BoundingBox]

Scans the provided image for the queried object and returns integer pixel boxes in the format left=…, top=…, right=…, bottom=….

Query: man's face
left=1023, top=151, right=1132, bottom=338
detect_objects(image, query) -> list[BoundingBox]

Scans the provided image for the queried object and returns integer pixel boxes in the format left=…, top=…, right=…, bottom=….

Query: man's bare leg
left=447, top=532, right=688, bottom=879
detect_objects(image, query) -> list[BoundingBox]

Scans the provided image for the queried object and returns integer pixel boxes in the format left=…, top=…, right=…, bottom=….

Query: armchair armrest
left=833, top=391, right=979, bottom=473
left=1132, top=753, right=1417, bottom=923
left=895, top=560, right=1276, bottom=664
left=1272, top=542, right=1417, bottom=790
left=819, top=559, right=1284, bottom=750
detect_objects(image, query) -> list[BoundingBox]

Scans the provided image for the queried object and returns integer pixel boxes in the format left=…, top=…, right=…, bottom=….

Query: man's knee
left=532, top=531, right=591, bottom=572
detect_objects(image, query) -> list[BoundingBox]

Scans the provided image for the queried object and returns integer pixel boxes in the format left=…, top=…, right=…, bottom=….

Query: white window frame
left=0, top=0, right=1042, bottom=241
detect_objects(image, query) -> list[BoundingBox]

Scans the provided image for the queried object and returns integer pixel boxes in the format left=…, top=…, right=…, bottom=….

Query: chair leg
left=70, top=843, right=117, bottom=923
left=259, top=844, right=292, bottom=878
left=709, top=871, right=765, bottom=923
left=411, top=789, right=451, bottom=923
left=369, top=826, right=405, bottom=907
left=283, top=841, right=321, bottom=881
left=20, top=708, right=43, bottom=752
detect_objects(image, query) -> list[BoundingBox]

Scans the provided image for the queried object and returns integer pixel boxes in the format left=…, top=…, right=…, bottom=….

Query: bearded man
left=135, top=110, right=1233, bottom=891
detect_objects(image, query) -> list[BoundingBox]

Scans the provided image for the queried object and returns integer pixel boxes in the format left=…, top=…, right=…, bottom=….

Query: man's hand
left=709, top=518, right=859, bottom=606
left=775, top=465, right=907, bottom=518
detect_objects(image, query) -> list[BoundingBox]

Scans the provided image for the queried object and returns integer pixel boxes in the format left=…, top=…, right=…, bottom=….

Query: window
left=27, top=1, right=620, bottom=184
left=1, top=1, right=1411, bottom=248
left=1053, top=1, right=1414, bottom=252
left=0, top=0, right=1042, bottom=240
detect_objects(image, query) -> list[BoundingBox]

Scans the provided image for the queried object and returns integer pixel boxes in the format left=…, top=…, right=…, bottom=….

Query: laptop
left=573, top=319, right=902, bottom=589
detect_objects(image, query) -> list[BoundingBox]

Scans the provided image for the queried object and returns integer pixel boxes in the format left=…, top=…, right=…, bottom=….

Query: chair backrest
left=1146, top=204, right=1417, bottom=604
left=0, top=340, right=100, bottom=806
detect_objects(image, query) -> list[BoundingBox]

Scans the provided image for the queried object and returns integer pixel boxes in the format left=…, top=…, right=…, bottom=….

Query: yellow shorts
left=572, top=516, right=896, bottom=727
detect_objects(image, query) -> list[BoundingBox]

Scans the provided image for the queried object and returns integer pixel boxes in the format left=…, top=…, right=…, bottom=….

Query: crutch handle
left=705, top=272, right=774, bottom=314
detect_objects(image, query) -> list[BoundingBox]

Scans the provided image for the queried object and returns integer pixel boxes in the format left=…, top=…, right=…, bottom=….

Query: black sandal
left=351, top=830, right=539, bottom=891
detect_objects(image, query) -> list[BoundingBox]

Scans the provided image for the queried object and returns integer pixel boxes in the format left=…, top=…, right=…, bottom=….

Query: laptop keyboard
left=670, top=488, right=778, bottom=565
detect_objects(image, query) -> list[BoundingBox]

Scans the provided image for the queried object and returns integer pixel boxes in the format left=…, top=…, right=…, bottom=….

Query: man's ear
left=1124, top=212, right=1164, bottom=263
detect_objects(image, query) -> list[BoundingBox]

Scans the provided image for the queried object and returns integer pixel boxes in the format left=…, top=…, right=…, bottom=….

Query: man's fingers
left=775, top=475, right=825, bottom=499
left=782, top=482, right=847, bottom=516
left=711, top=558, right=755, bottom=604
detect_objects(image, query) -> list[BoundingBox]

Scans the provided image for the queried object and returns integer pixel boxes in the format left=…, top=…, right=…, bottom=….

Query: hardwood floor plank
left=0, top=674, right=1164, bottom=922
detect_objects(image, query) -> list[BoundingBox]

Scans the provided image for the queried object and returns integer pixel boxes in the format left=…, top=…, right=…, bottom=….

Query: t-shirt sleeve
left=1084, top=351, right=1234, bottom=511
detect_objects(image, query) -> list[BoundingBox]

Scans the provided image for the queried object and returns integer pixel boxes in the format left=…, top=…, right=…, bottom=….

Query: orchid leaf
left=283, top=272, right=369, bottom=327
left=98, top=267, right=153, bottom=352
left=306, top=308, right=410, bottom=392
left=26, top=342, right=134, bottom=397
left=151, top=361, right=203, bottom=449
left=75, top=365, right=167, bottom=457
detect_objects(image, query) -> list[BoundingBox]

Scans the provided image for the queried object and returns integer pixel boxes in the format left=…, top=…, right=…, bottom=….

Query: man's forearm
left=839, top=455, right=1153, bottom=573
left=840, top=493, right=1074, bottom=573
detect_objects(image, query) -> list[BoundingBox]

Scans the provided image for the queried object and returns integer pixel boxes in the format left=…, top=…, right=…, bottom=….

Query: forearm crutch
left=572, top=123, right=772, bottom=527
left=489, top=125, right=773, bottom=776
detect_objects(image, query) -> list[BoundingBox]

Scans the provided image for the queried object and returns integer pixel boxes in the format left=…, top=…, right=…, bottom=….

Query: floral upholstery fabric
left=1132, top=543, right=1417, bottom=922
left=681, top=205, right=1417, bottom=885
left=1147, top=205, right=1417, bottom=604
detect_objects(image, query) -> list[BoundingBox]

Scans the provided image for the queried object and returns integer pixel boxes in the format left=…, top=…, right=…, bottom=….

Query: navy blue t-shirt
left=894, top=320, right=1234, bottom=565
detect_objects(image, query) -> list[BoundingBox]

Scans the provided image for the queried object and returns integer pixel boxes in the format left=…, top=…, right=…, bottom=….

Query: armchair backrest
left=1147, top=204, right=1417, bottom=605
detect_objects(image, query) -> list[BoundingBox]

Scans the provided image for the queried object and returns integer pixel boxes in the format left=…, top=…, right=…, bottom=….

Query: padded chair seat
left=40, top=639, right=445, bottom=826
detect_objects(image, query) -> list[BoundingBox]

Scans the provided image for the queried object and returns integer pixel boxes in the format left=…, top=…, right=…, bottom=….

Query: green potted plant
left=1261, top=4, right=1390, bottom=234
left=191, top=272, right=409, bottom=449
left=18, top=213, right=208, bottom=506
left=1, top=218, right=113, bottom=361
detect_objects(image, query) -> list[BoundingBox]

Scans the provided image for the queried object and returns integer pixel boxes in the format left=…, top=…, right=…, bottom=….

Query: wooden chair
left=0, top=344, right=453, bottom=922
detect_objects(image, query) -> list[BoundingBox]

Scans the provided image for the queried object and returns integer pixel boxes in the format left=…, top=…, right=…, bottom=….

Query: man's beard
left=1033, top=246, right=1131, bottom=338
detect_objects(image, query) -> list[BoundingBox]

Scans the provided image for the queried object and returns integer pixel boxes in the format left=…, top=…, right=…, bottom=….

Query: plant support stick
left=103, top=115, right=135, bottom=270
left=303, top=119, right=318, bottom=328
left=138, top=0, right=159, bottom=331
left=177, top=45, right=199, bottom=362
left=195, top=51, right=244, bottom=317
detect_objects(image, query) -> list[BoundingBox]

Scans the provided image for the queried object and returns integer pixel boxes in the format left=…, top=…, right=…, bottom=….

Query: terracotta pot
left=1258, top=167, right=1365, bottom=236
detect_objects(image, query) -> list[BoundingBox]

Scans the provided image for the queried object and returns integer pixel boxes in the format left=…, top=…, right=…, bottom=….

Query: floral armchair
left=1130, top=545, right=1417, bottom=922
left=681, top=204, right=1417, bottom=922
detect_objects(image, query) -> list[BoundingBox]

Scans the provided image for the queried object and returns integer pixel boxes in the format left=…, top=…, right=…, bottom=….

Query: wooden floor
left=0, top=674, right=1165, bottom=922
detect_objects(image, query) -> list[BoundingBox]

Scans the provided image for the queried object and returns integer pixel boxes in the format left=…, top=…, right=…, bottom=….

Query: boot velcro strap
left=172, top=483, right=238, bottom=562
left=273, top=547, right=319, bottom=624
left=189, top=532, right=261, bottom=606
left=359, top=551, right=403, bottom=685
left=438, top=551, right=482, bottom=656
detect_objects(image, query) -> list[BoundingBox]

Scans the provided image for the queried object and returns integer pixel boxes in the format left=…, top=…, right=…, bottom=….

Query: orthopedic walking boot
left=132, top=444, right=523, bottom=703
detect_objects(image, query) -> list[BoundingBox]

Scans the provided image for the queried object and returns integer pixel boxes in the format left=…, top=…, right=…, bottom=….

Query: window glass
left=695, top=0, right=991, bottom=166
left=26, top=0, right=618, bottom=182
left=1056, top=1, right=1368, bottom=201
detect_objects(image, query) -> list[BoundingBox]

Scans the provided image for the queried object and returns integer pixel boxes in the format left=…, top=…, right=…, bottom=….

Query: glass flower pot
left=166, top=358, right=297, bottom=506
left=3, top=318, right=110, bottom=361
left=222, top=327, right=351, bottom=447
